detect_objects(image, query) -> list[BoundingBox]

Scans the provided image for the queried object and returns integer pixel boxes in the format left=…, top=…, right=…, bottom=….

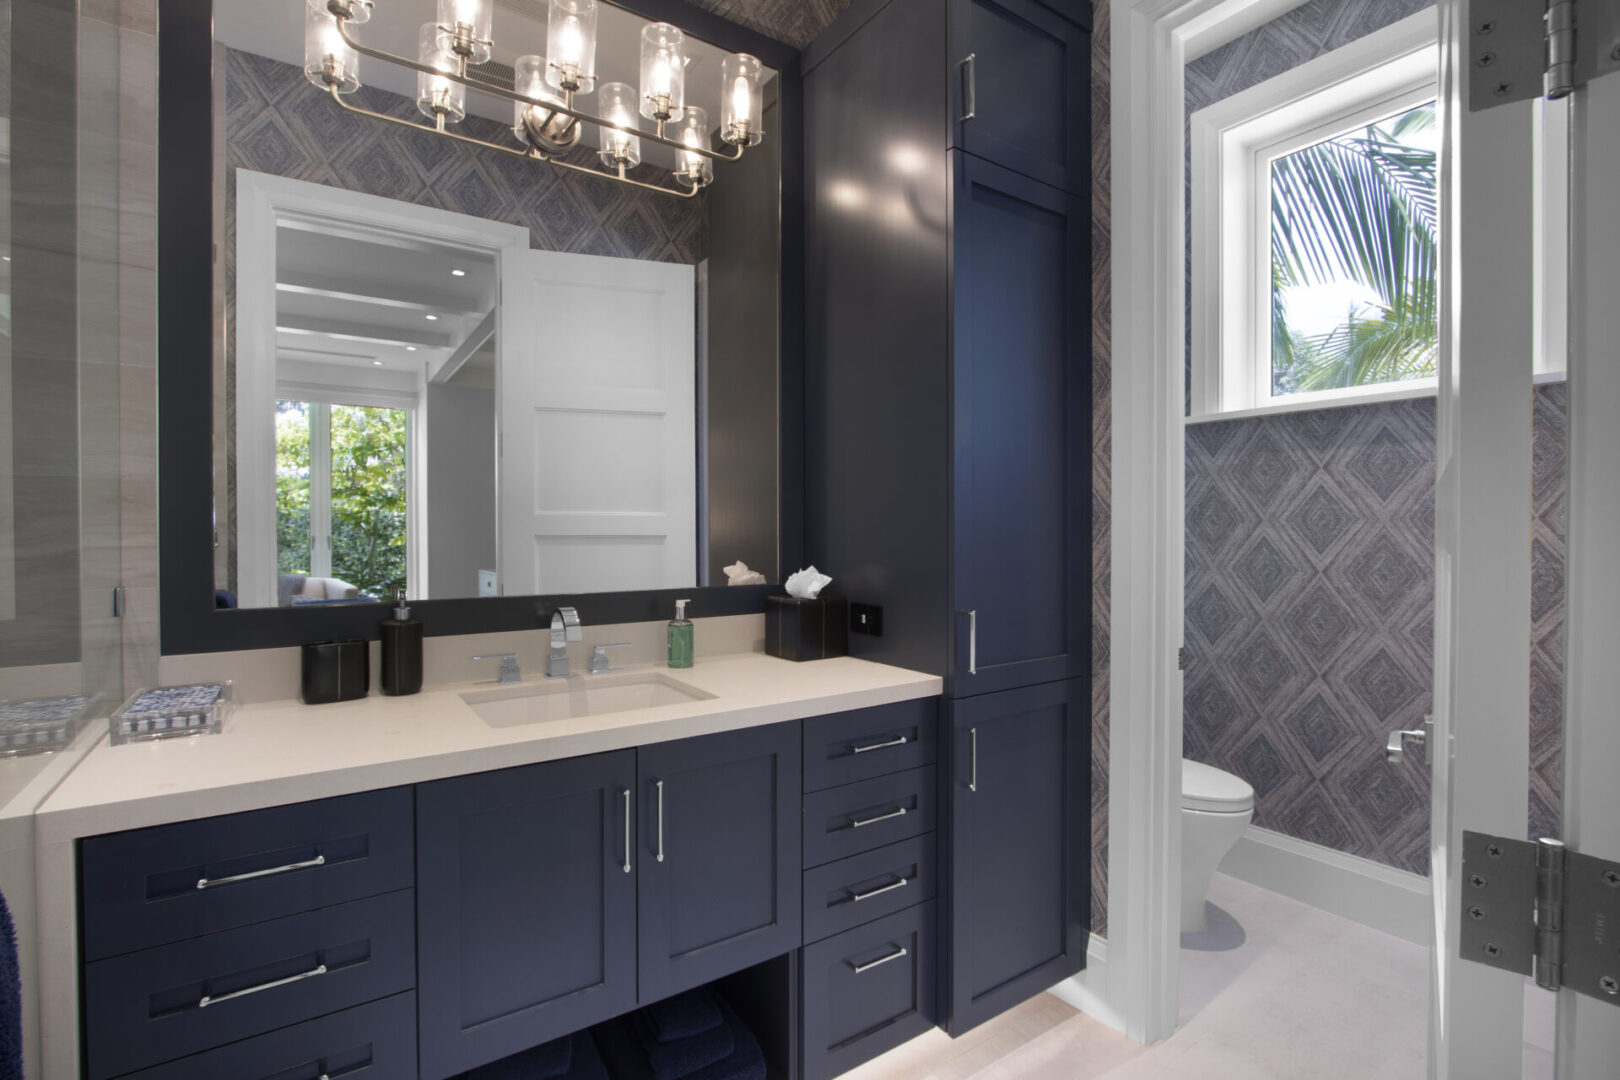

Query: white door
left=1432, top=2, right=1620, bottom=1076
left=496, top=248, right=696, bottom=596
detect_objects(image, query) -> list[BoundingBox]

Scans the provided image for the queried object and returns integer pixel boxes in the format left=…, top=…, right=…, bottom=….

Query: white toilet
left=1180, top=759, right=1255, bottom=933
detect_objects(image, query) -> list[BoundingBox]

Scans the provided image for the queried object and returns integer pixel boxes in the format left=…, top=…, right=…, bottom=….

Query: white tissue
left=785, top=566, right=833, bottom=600
left=723, top=561, right=768, bottom=586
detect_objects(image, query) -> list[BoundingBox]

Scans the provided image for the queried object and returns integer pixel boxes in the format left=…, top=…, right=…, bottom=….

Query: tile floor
left=841, top=873, right=1546, bottom=1079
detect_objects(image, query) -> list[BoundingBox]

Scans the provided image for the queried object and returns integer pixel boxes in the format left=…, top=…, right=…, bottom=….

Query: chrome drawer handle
left=960, top=53, right=976, bottom=122
left=959, top=610, right=977, bottom=675
left=621, top=788, right=633, bottom=874
left=847, top=805, right=908, bottom=829
left=849, top=945, right=909, bottom=974
left=968, top=727, right=978, bottom=793
left=850, top=876, right=909, bottom=903
left=849, top=735, right=908, bottom=755
left=655, top=779, right=665, bottom=863
left=198, top=962, right=327, bottom=1008
left=196, top=854, right=325, bottom=890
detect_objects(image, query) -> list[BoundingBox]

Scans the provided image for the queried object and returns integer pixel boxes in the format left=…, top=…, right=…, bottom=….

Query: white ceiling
left=215, top=0, right=778, bottom=170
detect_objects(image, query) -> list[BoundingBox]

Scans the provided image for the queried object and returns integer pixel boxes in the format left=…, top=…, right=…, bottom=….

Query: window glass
left=1269, top=101, right=1438, bottom=397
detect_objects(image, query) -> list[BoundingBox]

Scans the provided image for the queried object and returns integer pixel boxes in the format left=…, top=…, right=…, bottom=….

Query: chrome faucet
left=547, top=607, right=582, bottom=678
left=473, top=652, right=522, bottom=685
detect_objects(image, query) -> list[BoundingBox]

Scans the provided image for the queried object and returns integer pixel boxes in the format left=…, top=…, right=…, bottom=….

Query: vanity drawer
left=803, top=834, right=936, bottom=944
left=801, top=901, right=937, bottom=1080
left=802, top=766, right=936, bottom=868
left=117, top=991, right=417, bottom=1080
left=80, top=786, right=414, bottom=961
left=82, top=889, right=416, bottom=1080
left=803, top=698, right=938, bottom=793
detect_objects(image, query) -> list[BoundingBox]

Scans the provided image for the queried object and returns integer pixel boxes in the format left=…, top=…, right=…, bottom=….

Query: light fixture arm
left=326, top=85, right=704, bottom=199
left=331, top=10, right=751, bottom=165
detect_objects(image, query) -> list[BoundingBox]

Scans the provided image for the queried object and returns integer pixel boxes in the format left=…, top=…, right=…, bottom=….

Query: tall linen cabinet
left=805, top=0, right=1093, bottom=1039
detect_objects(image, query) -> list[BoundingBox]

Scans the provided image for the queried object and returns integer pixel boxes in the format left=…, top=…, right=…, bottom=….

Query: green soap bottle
left=667, top=598, right=694, bottom=669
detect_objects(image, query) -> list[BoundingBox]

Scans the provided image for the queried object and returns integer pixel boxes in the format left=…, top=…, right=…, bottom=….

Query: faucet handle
left=473, top=652, right=521, bottom=685
left=588, top=643, right=632, bottom=674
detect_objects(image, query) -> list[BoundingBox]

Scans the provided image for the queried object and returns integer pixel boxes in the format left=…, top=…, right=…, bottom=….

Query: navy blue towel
left=594, top=996, right=766, bottom=1080
left=457, top=1032, right=572, bottom=1079
left=635, top=988, right=724, bottom=1042
left=0, top=889, right=19, bottom=1080
left=630, top=1011, right=732, bottom=1078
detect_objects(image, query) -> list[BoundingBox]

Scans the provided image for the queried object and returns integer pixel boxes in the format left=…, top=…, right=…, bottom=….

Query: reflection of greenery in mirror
left=1270, top=101, right=1437, bottom=396
left=276, top=401, right=408, bottom=601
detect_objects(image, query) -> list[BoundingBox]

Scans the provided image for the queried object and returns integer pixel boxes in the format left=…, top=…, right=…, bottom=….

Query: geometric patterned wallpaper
left=1184, top=388, right=1567, bottom=876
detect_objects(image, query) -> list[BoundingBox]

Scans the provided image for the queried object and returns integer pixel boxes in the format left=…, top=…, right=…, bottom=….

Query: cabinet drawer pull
left=197, top=962, right=327, bottom=1008
left=196, top=854, right=325, bottom=890
left=849, top=735, right=908, bottom=755
left=958, top=610, right=977, bottom=675
left=960, top=53, right=976, bottom=122
left=850, top=876, right=909, bottom=903
left=654, top=779, right=666, bottom=863
left=846, top=805, right=908, bottom=829
left=621, top=788, right=633, bottom=874
left=968, top=727, right=978, bottom=793
left=849, top=945, right=909, bottom=974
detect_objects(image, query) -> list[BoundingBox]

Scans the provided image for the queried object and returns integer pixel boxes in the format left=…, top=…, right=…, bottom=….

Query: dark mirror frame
left=158, top=0, right=804, bottom=654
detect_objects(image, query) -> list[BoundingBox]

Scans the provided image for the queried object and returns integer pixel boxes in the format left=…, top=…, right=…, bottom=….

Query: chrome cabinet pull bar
left=849, top=945, right=909, bottom=974
left=958, top=610, right=977, bottom=674
left=847, top=805, right=908, bottom=829
left=621, top=789, right=633, bottom=874
left=960, top=53, right=977, bottom=121
left=654, top=779, right=665, bottom=863
left=968, top=727, right=978, bottom=793
left=198, top=963, right=327, bottom=1008
left=850, top=876, right=909, bottom=902
left=849, top=735, right=908, bottom=755
left=196, top=854, right=325, bottom=890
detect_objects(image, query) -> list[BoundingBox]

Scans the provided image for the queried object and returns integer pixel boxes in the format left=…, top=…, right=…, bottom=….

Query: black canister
left=300, top=638, right=370, bottom=704
left=380, top=588, right=424, bottom=696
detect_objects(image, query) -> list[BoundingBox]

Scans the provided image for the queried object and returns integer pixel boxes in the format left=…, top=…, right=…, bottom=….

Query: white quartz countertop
left=34, top=653, right=941, bottom=843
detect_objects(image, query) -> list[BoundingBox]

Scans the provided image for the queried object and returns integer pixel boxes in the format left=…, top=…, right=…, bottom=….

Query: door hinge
left=1178, top=646, right=1188, bottom=671
left=111, top=585, right=126, bottom=619
left=1470, top=0, right=1620, bottom=111
left=1460, top=831, right=1620, bottom=1005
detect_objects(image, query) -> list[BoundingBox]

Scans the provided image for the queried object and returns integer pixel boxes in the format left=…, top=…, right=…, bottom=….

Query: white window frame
left=1189, top=11, right=1441, bottom=419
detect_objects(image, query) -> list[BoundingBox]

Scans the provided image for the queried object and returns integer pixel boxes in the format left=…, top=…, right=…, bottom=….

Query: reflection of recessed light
left=425, top=314, right=438, bottom=321
left=2, top=256, right=9, bottom=262
left=372, top=360, right=383, bottom=366
left=451, top=268, right=466, bottom=277
left=406, top=346, right=417, bottom=352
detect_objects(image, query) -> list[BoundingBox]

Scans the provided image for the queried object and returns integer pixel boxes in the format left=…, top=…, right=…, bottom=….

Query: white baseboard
left=1046, top=934, right=1124, bottom=1034
left=1220, top=825, right=1431, bottom=945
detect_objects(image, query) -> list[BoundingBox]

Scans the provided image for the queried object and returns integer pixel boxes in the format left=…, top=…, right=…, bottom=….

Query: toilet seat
left=1181, top=759, right=1254, bottom=814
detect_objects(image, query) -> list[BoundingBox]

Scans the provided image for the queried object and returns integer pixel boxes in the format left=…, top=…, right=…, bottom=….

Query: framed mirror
left=159, top=0, right=803, bottom=652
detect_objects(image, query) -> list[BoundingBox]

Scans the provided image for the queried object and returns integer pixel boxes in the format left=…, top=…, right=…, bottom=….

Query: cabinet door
left=638, top=722, right=801, bottom=1002
left=416, top=752, right=637, bottom=1079
left=950, top=154, right=1090, bottom=698
left=948, top=0, right=1090, bottom=193
left=946, top=680, right=1088, bottom=1034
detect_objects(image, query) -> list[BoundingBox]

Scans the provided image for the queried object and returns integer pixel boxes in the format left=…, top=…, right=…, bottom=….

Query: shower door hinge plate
left=1460, top=831, right=1620, bottom=1005
left=1469, top=0, right=1620, bottom=111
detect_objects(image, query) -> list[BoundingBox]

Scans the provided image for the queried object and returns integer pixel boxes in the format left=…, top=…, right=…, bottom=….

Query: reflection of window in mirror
left=211, top=0, right=782, bottom=610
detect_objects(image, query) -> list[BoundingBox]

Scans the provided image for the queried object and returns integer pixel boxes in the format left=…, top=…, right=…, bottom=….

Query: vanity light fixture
left=303, top=0, right=766, bottom=199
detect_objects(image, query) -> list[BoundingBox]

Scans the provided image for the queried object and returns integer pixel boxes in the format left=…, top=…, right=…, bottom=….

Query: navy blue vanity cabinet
left=945, top=680, right=1089, bottom=1034
left=637, top=721, right=802, bottom=1004
left=948, top=153, right=1091, bottom=699
left=948, top=0, right=1092, bottom=194
left=415, top=752, right=638, bottom=1080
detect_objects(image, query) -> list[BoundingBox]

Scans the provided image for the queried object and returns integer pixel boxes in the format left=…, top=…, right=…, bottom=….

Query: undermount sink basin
left=461, top=672, right=715, bottom=728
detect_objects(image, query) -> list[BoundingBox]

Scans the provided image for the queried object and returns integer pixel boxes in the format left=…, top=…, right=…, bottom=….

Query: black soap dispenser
left=380, top=588, right=423, bottom=696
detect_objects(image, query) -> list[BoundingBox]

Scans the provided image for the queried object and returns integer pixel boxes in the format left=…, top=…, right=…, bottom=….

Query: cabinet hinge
left=1460, top=831, right=1620, bottom=1004
left=1470, top=0, right=1620, bottom=111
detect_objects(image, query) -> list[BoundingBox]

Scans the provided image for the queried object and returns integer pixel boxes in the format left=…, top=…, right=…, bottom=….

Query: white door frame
left=234, top=171, right=528, bottom=606
left=1101, top=0, right=1321, bottom=1044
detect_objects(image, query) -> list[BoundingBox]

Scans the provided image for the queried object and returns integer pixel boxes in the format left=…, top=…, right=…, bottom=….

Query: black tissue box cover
left=301, top=638, right=370, bottom=704
left=766, top=595, right=849, bottom=661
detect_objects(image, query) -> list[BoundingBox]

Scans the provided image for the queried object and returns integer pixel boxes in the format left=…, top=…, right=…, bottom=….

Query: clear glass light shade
left=416, top=23, right=466, bottom=122
left=436, top=0, right=492, bottom=65
left=304, top=0, right=360, bottom=94
left=512, top=54, right=572, bottom=146
left=596, top=82, right=641, bottom=170
left=327, top=0, right=372, bottom=24
left=720, top=53, right=763, bottom=146
left=546, top=0, right=597, bottom=93
left=638, top=23, right=686, bottom=122
left=673, top=106, right=713, bottom=188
